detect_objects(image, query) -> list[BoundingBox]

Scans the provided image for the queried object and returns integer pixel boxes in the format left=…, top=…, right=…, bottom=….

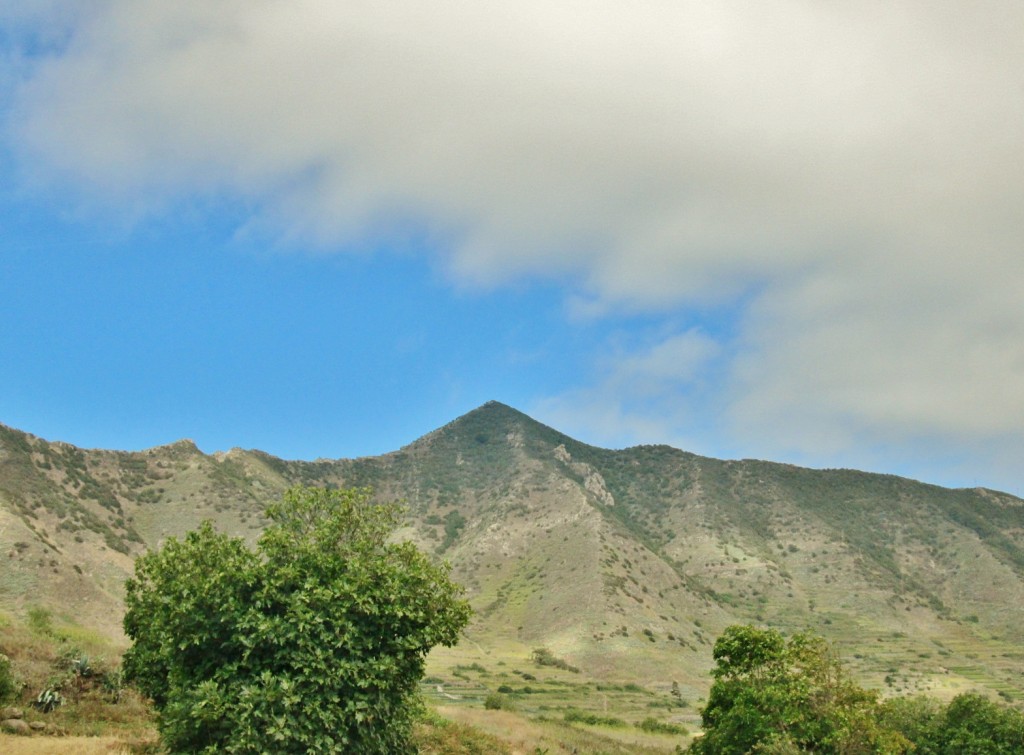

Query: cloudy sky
left=2, top=2, right=1023, bottom=495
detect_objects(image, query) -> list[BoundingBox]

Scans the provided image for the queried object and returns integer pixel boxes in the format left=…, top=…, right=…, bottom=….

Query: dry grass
left=414, top=713, right=514, bottom=754
left=436, top=705, right=684, bottom=755
left=0, top=613, right=157, bottom=747
left=0, top=734, right=137, bottom=754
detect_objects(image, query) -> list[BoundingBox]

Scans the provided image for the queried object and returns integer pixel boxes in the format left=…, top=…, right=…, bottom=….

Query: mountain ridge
left=3, top=402, right=1024, bottom=700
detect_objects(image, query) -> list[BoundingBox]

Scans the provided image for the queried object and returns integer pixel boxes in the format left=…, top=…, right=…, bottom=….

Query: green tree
left=876, top=695, right=944, bottom=754
left=937, top=693, right=1024, bottom=754
left=123, top=486, right=471, bottom=753
left=691, top=625, right=907, bottom=754
left=879, top=692, right=1024, bottom=754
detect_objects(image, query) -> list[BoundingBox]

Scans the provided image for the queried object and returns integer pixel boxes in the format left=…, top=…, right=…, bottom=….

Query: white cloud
left=533, top=328, right=723, bottom=451
left=6, top=1, right=1024, bottom=490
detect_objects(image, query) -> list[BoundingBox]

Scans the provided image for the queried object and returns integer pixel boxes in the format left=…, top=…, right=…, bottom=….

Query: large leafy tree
left=691, top=625, right=906, bottom=754
left=123, top=486, right=471, bottom=753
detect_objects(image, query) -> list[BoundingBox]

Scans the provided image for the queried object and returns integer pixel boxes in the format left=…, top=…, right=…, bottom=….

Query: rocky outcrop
left=1, top=707, right=30, bottom=735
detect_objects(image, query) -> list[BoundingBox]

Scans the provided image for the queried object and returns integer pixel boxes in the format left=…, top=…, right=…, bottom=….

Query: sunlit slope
left=2, top=402, right=1024, bottom=695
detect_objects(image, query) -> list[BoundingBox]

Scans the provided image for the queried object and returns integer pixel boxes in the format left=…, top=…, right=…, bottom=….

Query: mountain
left=3, top=401, right=1024, bottom=700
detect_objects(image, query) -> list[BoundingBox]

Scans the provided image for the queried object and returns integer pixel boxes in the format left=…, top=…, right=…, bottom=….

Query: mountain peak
left=461, top=400, right=527, bottom=423
left=5, top=406, right=1024, bottom=698
left=407, top=401, right=570, bottom=451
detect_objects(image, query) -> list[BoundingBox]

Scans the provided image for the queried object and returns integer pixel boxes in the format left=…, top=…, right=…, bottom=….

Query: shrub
left=563, top=708, right=628, bottom=728
left=638, top=717, right=688, bottom=735
left=122, top=486, right=472, bottom=754
left=484, top=692, right=515, bottom=711
left=531, top=648, right=580, bottom=673
left=0, top=652, right=16, bottom=703
left=27, top=606, right=54, bottom=636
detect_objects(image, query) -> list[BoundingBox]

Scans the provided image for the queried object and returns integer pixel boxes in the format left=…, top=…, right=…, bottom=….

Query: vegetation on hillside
left=0, top=608, right=156, bottom=748
left=4, top=581, right=1024, bottom=753
left=0, top=608, right=511, bottom=753
left=6, top=401, right=1024, bottom=720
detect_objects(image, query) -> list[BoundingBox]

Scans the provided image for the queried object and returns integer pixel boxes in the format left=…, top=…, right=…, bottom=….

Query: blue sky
left=1, top=186, right=590, bottom=457
left=2, top=3, right=1023, bottom=495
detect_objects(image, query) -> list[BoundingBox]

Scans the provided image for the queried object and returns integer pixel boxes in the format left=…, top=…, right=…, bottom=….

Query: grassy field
left=5, top=611, right=1024, bottom=754
left=422, top=642, right=695, bottom=753
left=0, top=608, right=692, bottom=754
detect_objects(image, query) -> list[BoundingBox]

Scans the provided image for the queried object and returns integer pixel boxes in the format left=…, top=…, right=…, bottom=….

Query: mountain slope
left=3, top=402, right=1024, bottom=698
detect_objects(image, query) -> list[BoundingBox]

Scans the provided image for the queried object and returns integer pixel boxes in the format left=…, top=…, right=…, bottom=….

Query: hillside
left=3, top=401, right=1024, bottom=706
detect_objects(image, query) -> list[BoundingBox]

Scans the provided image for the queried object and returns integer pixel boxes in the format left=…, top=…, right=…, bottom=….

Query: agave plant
left=71, top=653, right=93, bottom=678
left=34, top=686, right=63, bottom=713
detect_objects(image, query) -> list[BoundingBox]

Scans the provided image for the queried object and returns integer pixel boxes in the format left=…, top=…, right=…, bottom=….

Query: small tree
left=691, top=625, right=907, bottom=754
left=123, top=486, right=471, bottom=753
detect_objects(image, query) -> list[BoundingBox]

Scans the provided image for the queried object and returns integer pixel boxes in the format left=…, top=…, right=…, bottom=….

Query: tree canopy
left=877, top=691, right=1024, bottom=754
left=123, top=486, right=471, bottom=753
left=692, top=625, right=903, bottom=753
left=693, top=625, right=1024, bottom=754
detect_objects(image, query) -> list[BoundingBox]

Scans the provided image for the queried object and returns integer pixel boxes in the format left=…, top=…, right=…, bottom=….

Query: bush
left=27, top=606, right=54, bottom=636
left=123, top=486, right=472, bottom=753
left=531, top=648, right=580, bottom=673
left=484, top=692, right=514, bottom=711
left=0, top=652, right=16, bottom=703
left=638, top=717, right=688, bottom=735
left=563, top=708, right=628, bottom=728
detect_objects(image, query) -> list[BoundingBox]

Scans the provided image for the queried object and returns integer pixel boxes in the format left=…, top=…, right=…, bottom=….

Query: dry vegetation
left=0, top=610, right=157, bottom=752
left=0, top=734, right=137, bottom=754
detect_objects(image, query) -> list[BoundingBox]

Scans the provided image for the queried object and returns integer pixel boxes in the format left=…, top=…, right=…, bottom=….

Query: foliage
left=34, top=686, right=63, bottom=712
left=71, top=653, right=94, bottom=679
left=484, top=692, right=514, bottom=710
left=531, top=648, right=580, bottom=673
left=938, top=693, right=1024, bottom=753
left=694, top=625, right=1024, bottom=754
left=879, top=693, right=1024, bottom=754
left=637, top=717, right=687, bottom=735
left=122, top=486, right=471, bottom=753
left=691, top=625, right=906, bottom=754
left=26, top=606, right=54, bottom=636
left=876, top=695, right=944, bottom=752
left=436, top=509, right=467, bottom=554
left=563, top=708, right=628, bottom=728
left=0, top=652, right=16, bottom=703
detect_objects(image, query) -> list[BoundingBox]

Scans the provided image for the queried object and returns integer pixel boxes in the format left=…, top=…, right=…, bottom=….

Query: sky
left=1, top=2, right=1023, bottom=495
